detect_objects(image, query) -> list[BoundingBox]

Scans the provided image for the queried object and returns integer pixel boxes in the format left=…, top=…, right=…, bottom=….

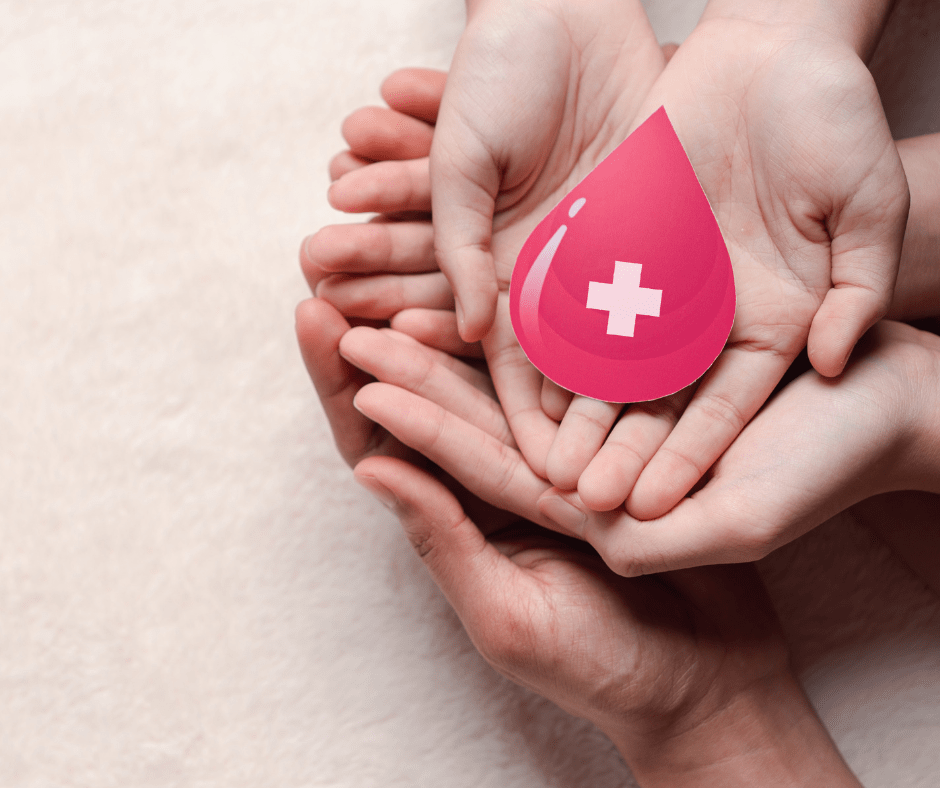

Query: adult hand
left=340, top=323, right=861, bottom=787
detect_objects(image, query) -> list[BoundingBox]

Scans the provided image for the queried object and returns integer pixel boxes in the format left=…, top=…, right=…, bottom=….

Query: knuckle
left=654, top=443, right=711, bottom=482
left=567, top=408, right=614, bottom=435
left=485, top=442, right=522, bottom=501
left=600, top=542, right=643, bottom=578
left=605, top=436, right=648, bottom=472
left=474, top=606, right=531, bottom=669
left=695, top=390, right=749, bottom=437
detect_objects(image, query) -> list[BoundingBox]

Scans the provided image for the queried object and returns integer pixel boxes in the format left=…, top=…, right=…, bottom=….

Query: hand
left=337, top=324, right=861, bottom=787
left=567, top=12, right=910, bottom=520
left=295, top=295, right=515, bottom=534
left=540, top=320, right=940, bottom=576
left=327, top=3, right=666, bottom=476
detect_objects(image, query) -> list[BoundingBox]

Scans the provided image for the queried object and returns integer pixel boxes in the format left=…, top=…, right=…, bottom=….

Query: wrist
left=700, top=0, right=894, bottom=60
left=902, top=327, right=940, bottom=494
left=890, top=136, right=940, bottom=322
left=605, top=671, right=861, bottom=788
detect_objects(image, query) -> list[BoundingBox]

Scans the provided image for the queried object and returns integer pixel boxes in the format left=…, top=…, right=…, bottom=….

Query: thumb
left=807, top=149, right=909, bottom=377
left=539, top=489, right=764, bottom=577
left=429, top=112, right=499, bottom=343
left=354, top=455, right=506, bottom=614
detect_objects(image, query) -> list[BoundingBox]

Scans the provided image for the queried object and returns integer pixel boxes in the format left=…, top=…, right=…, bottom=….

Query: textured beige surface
left=1, top=1, right=938, bottom=785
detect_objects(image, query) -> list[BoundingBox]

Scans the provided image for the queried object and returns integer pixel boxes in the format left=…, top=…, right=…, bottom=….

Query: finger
left=661, top=43, right=679, bottom=64
left=329, top=150, right=371, bottom=181
left=329, top=158, right=431, bottom=214
left=537, top=488, right=758, bottom=577
left=295, top=297, right=406, bottom=467
left=578, top=387, right=694, bottom=512
left=339, top=326, right=513, bottom=445
left=808, top=135, right=908, bottom=377
left=381, top=68, right=447, bottom=124
left=379, top=327, right=490, bottom=392
left=390, top=308, right=485, bottom=359
left=483, top=299, right=559, bottom=479
left=544, top=398, right=623, bottom=491
left=541, top=378, right=573, bottom=422
left=353, top=454, right=512, bottom=626
left=316, top=271, right=454, bottom=319
left=342, top=106, right=434, bottom=161
left=300, top=221, right=436, bottom=291
left=354, top=382, right=556, bottom=529
left=626, top=345, right=794, bottom=521
left=430, top=118, right=498, bottom=341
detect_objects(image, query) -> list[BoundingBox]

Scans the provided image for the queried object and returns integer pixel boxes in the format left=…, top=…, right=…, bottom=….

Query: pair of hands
left=322, top=0, right=910, bottom=525
left=299, top=295, right=865, bottom=785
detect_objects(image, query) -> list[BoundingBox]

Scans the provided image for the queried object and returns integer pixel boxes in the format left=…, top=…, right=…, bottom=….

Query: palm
left=661, top=28, right=901, bottom=360
left=480, top=523, right=706, bottom=723
left=589, top=22, right=910, bottom=519
left=433, top=0, right=666, bottom=472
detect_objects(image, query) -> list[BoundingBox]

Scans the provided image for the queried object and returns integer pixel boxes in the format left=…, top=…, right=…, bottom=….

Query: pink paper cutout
left=509, top=107, right=735, bottom=403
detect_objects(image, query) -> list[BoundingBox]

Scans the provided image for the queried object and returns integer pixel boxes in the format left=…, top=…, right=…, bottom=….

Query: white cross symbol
left=586, top=261, right=662, bottom=337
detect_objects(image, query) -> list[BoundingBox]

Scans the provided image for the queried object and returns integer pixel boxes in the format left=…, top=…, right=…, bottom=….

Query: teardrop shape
left=510, top=107, right=735, bottom=403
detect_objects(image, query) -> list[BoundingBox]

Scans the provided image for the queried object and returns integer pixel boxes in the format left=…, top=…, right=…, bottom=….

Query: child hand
left=321, top=3, right=668, bottom=476
left=540, top=321, right=940, bottom=576
left=561, top=13, right=909, bottom=520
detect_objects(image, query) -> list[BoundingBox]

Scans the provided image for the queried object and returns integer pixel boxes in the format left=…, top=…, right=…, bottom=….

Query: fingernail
left=540, top=493, right=586, bottom=537
left=355, top=475, right=399, bottom=510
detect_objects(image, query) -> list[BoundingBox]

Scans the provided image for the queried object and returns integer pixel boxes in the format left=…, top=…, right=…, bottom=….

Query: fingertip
left=808, top=286, right=887, bottom=377
left=625, top=470, right=686, bottom=522
left=295, top=296, right=344, bottom=349
left=806, top=339, right=849, bottom=379
left=544, top=448, right=579, bottom=493
left=380, top=67, right=447, bottom=124
left=455, top=295, right=493, bottom=344
left=325, top=179, right=343, bottom=211
left=577, top=468, right=626, bottom=513
left=329, top=150, right=371, bottom=182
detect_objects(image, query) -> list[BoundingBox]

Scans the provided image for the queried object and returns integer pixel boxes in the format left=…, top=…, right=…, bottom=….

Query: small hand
left=327, top=4, right=668, bottom=476
left=571, top=18, right=910, bottom=519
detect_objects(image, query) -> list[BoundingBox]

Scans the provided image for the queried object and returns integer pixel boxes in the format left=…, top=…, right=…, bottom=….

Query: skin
left=307, top=67, right=940, bottom=578
left=326, top=2, right=668, bottom=482
left=421, top=0, right=908, bottom=523
left=296, top=297, right=863, bottom=786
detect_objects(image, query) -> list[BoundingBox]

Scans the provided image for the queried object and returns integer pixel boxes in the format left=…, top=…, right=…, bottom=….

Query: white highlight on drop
left=568, top=197, right=587, bottom=218
left=586, top=261, right=662, bottom=337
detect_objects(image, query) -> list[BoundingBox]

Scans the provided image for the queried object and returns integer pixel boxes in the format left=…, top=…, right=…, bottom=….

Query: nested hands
left=296, top=300, right=865, bottom=786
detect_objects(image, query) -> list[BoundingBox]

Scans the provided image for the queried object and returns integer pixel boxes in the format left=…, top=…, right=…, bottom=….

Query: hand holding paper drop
left=510, top=107, right=735, bottom=404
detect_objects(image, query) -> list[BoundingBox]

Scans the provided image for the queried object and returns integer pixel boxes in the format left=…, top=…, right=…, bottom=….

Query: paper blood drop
left=509, top=107, right=735, bottom=403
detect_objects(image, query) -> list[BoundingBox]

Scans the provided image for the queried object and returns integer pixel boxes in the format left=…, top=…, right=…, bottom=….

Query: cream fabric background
left=1, top=1, right=938, bottom=785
